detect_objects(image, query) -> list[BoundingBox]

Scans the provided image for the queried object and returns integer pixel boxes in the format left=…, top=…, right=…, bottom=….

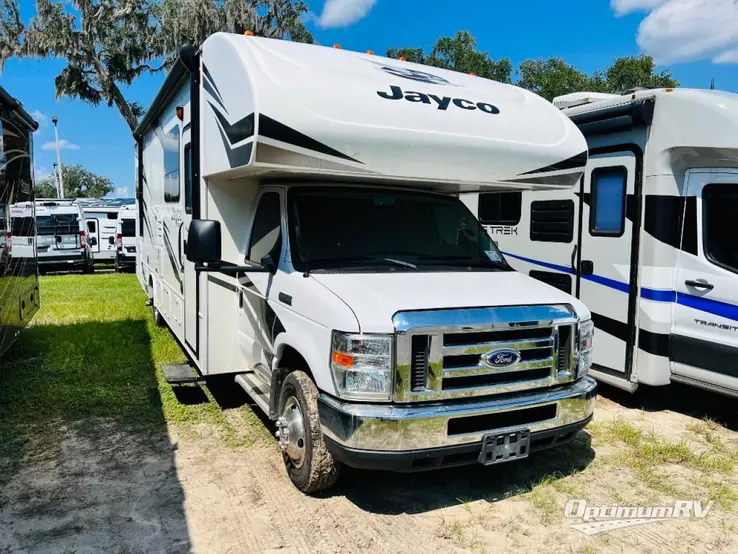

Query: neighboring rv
left=35, top=199, right=94, bottom=274
left=10, top=202, right=36, bottom=262
left=0, top=86, right=40, bottom=356
left=135, top=34, right=597, bottom=492
left=463, top=88, right=738, bottom=398
left=79, top=200, right=124, bottom=264
left=114, top=205, right=137, bottom=272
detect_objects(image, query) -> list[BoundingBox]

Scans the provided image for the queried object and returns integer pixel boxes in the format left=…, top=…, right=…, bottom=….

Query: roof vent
left=552, top=92, right=620, bottom=110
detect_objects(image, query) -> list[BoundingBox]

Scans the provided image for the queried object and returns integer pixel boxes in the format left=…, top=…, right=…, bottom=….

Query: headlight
left=330, top=331, right=393, bottom=401
left=577, top=319, right=594, bottom=379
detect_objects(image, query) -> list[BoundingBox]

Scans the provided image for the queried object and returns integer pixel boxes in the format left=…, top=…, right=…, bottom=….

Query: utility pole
left=710, top=78, right=715, bottom=90
left=52, top=162, right=59, bottom=198
left=51, top=116, right=65, bottom=199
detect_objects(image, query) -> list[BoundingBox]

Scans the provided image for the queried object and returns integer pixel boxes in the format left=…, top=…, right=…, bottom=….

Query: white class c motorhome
left=463, top=88, right=738, bottom=398
left=79, top=200, right=125, bottom=264
left=135, top=33, right=597, bottom=493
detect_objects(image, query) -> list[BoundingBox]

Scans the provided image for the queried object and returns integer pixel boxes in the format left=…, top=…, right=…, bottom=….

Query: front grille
left=394, top=305, right=578, bottom=402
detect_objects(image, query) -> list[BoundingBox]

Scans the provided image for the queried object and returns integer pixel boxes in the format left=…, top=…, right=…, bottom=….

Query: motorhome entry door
left=577, top=150, right=638, bottom=376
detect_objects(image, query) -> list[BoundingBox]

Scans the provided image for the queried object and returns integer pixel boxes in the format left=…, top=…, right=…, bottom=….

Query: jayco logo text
left=377, top=85, right=500, bottom=114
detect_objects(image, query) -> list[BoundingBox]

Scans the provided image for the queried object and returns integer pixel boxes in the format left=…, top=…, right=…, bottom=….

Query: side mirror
left=261, top=253, right=277, bottom=275
left=187, top=219, right=221, bottom=264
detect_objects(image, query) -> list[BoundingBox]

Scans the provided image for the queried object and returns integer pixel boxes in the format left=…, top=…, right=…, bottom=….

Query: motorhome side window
left=530, top=200, right=574, bottom=243
left=163, top=124, right=180, bottom=203
left=478, top=192, right=521, bottom=225
left=590, top=167, right=627, bottom=236
left=184, top=143, right=192, bottom=214
left=247, top=192, right=282, bottom=264
left=703, top=183, right=738, bottom=273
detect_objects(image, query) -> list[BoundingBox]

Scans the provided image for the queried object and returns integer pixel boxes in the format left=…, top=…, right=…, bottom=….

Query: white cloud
left=30, top=110, right=49, bottom=126
left=317, top=0, right=376, bottom=29
left=713, top=47, right=738, bottom=63
left=113, top=187, right=131, bottom=198
left=41, top=139, right=80, bottom=151
left=610, top=0, right=669, bottom=16
left=625, top=0, right=738, bottom=64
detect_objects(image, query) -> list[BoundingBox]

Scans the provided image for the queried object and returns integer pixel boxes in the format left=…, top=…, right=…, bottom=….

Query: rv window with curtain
left=478, top=192, right=522, bottom=225
left=163, top=124, right=180, bottom=203
left=247, top=192, right=282, bottom=264
left=530, top=200, right=574, bottom=243
left=590, top=167, right=627, bottom=236
left=703, top=183, right=738, bottom=273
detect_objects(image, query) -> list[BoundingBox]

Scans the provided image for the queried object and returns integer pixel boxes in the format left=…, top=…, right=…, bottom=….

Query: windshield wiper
left=383, top=257, right=417, bottom=269
left=303, top=255, right=417, bottom=269
left=411, top=255, right=510, bottom=270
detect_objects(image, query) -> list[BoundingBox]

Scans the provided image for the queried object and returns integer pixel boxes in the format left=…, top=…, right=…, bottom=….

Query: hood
left=310, top=270, right=590, bottom=333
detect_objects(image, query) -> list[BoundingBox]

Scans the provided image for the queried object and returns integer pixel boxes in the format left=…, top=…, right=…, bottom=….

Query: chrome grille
left=394, top=305, right=579, bottom=402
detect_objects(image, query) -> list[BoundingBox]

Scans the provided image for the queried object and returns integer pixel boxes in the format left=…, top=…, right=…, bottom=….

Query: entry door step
left=162, top=363, right=204, bottom=385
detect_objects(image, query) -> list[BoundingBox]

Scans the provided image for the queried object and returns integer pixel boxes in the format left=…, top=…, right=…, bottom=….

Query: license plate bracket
left=478, top=429, right=530, bottom=465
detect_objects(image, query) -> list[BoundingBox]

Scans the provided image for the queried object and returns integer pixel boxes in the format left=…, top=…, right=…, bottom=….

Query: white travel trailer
left=135, top=33, right=597, bottom=492
left=463, top=88, right=738, bottom=398
left=79, top=200, right=125, bottom=264
left=114, top=204, right=137, bottom=272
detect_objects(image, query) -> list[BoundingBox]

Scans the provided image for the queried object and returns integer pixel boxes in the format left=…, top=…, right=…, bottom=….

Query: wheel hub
left=276, top=396, right=306, bottom=468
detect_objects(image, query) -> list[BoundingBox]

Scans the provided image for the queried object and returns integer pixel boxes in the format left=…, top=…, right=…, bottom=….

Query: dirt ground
left=2, top=382, right=737, bottom=554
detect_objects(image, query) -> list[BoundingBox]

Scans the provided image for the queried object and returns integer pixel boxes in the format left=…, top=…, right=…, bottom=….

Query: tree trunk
left=90, top=55, right=140, bottom=133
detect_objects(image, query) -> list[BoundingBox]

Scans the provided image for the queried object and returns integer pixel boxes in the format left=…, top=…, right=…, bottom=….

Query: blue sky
left=3, top=0, right=738, bottom=197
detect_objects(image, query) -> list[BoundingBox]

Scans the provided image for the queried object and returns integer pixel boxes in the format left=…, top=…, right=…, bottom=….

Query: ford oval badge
left=482, top=347, right=521, bottom=370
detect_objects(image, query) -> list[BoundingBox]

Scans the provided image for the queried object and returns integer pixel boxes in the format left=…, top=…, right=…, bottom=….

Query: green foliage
left=0, top=0, right=313, bottom=132
left=387, top=31, right=512, bottom=83
left=35, top=164, right=114, bottom=199
left=387, top=32, right=680, bottom=101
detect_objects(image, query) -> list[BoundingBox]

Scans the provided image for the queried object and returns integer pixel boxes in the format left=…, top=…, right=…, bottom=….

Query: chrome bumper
left=319, top=377, right=597, bottom=452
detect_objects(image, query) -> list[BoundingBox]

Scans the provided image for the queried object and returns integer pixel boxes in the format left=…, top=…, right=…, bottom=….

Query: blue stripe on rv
left=502, top=251, right=738, bottom=323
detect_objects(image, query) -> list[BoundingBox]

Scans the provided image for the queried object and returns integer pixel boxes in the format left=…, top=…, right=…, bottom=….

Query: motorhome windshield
left=121, top=219, right=135, bottom=237
left=37, top=214, right=79, bottom=235
left=288, top=187, right=512, bottom=272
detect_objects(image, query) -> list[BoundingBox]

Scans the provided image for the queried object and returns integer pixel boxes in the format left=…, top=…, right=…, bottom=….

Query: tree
left=35, top=165, right=114, bottom=199
left=0, top=0, right=313, bottom=133
left=517, top=58, right=602, bottom=102
left=387, top=31, right=512, bottom=83
left=604, top=54, right=678, bottom=94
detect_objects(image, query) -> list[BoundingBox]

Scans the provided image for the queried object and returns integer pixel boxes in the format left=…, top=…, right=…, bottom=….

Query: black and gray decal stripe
left=202, top=65, right=227, bottom=113
left=501, top=171, right=583, bottom=187
left=519, top=151, right=588, bottom=176
left=591, top=311, right=669, bottom=358
left=162, top=225, right=182, bottom=285
left=258, top=114, right=363, bottom=164
left=209, top=103, right=255, bottom=144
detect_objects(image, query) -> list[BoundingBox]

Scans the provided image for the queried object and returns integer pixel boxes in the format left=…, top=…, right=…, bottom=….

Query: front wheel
left=277, top=371, right=341, bottom=494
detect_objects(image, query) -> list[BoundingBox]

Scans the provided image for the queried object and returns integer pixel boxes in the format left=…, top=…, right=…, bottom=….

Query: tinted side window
left=247, top=192, right=282, bottom=264
left=530, top=200, right=574, bottom=243
left=184, top=143, right=192, bottom=214
left=478, top=192, right=522, bottom=225
left=703, top=183, right=738, bottom=274
left=590, top=167, right=626, bottom=236
left=163, top=125, right=180, bottom=203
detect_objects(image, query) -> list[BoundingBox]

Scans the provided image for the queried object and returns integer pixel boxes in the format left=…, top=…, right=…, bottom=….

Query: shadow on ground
left=0, top=320, right=192, bottom=552
left=598, top=381, right=738, bottom=431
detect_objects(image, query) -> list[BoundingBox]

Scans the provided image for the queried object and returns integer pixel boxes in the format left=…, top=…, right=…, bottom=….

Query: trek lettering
left=377, top=85, right=500, bottom=114
left=486, top=225, right=519, bottom=236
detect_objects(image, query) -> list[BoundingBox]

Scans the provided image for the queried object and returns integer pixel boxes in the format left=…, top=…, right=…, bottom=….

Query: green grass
left=0, top=273, right=268, bottom=490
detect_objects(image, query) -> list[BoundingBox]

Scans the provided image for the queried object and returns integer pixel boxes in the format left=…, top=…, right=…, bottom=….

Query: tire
left=277, top=371, right=341, bottom=494
left=153, top=305, right=166, bottom=327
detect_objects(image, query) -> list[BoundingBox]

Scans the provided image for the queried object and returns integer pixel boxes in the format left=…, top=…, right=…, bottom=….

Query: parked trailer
left=114, top=204, right=137, bottom=272
left=0, top=86, right=40, bottom=356
left=463, top=88, right=738, bottom=398
left=135, top=34, right=597, bottom=492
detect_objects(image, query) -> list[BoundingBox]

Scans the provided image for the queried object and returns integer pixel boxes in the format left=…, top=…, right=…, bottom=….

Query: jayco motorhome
left=78, top=199, right=128, bottom=264
left=0, top=86, right=40, bottom=356
left=135, top=33, right=597, bottom=492
left=463, top=88, right=738, bottom=398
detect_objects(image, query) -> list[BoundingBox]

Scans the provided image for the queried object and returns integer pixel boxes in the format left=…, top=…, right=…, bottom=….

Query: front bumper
left=319, top=377, right=597, bottom=471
